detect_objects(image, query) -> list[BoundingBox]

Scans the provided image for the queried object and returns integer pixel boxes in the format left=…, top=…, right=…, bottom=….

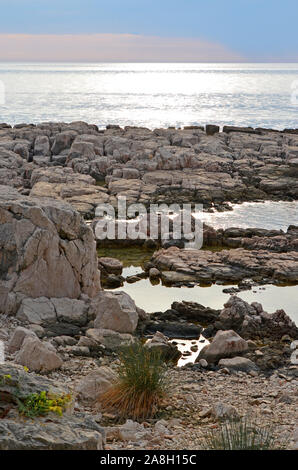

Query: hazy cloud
left=0, top=34, right=245, bottom=62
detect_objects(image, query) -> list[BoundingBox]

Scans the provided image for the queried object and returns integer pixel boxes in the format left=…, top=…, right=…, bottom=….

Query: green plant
left=99, top=342, right=168, bottom=421
left=16, top=391, right=72, bottom=419
left=0, top=374, right=12, bottom=385
left=202, top=417, right=277, bottom=450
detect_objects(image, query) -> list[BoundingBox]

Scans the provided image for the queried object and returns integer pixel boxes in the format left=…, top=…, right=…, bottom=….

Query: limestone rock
left=0, top=415, right=104, bottom=450
left=0, top=362, right=70, bottom=400
left=198, top=330, right=248, bottom=364
left=94, top=291, right=139, bottom=334
left=0, top=185, right=101, bottom=315
left=16, top=297, right=57, bottom=326
left=51, top=131, right=77, bottom=155
left=98, top=257, right=123, bottom=275
left=7, top=326, right=38, bottom=354
left=51, top=298, right=88, bottom=326
left=218, top=357, right=259, bottom=373
left=145, top=331, right=181, bottom=361
left=211, top=402, right=239, bottom=421
left=15, top=336, right=63, bottom=373
left=76, top=367, right=116, bottom=405
left=86, top=328, right=134, bottom=351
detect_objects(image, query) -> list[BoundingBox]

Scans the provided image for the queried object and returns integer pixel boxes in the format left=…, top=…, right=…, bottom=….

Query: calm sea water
left=0, top=63, right=297, bottom=129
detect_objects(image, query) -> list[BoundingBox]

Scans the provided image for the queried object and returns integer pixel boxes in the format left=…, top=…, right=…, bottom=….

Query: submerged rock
left=144, top=321, right=201, bottom=339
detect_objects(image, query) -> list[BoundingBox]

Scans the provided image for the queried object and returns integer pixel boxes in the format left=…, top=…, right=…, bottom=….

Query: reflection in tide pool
left=114, top=279, right=298, bottom=324
left=105, top=200, right=298, bottom=327
left=171, top=338, right=209, bottom=367
left=197, top=201, right=298, bottom=232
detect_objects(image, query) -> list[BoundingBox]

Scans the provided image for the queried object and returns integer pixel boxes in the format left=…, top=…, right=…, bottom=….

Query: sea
left=0, top=62, right=297, bottom=129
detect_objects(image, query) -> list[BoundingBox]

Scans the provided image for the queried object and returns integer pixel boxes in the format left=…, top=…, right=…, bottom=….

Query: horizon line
left=0, top=60, right=298, bottom=64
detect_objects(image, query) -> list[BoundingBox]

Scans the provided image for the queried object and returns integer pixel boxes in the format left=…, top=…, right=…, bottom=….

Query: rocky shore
left=1, top=121, right=298, bottom=218
left=0, top=122, right=297, bottom=450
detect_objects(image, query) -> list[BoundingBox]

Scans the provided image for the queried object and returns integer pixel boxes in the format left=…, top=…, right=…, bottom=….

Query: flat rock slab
left=152, top=247, right=298, bottom=283
left=0, top=362, right=70, bottom=401
left=0, top=415, right=104, bottom=450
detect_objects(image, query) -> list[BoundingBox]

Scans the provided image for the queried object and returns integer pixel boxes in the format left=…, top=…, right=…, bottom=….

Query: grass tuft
left=99, top=342, right=168, bottom=421
left=202, top=417, right=277, bottom=450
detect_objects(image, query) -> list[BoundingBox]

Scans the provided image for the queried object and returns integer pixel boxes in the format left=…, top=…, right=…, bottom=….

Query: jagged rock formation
left=0, top=185, right=101, bottom=315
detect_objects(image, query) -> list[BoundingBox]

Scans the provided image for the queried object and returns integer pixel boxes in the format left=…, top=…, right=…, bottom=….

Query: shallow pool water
left=112, top=278, right=298, bottom=324
left=101, top=200, right=298, bottom=325
left=171, top=337, right=209, bottom=367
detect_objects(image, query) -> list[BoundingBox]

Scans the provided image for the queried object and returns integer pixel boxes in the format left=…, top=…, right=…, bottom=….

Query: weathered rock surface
left=15, top=336, right=62, bottom=373
left=197, top=330, right=248, bottom=364
left=98, top=257, right=123, bottom=276
left=145, top=331, right=182, bottom=361
left=0, top=362, right=70, bottom=401
left=93, top=291, right=139, bottom=333
left=7, top=326, right=37, bottom=354
left=1, top=122, right=298, bottom=212
left=86, top=328, right=134, bottom=351
left=170, top=301, right=220, bottom=324
left=151, top=245, right=298, bottom=283
left=0, top=415, right=104, bottom=450
left=203, top=224, right=298, bottom=252
left=218, top=357, right=259, bottom=373
left=0, top=185, right=101, bottom=315
left=217, top=296, right=298, bottom=340
left=75, top=367, right=116, bottom=405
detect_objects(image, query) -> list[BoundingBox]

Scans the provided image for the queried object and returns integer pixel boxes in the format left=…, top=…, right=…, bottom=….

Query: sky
left=0, top=0, right=297, bottom=62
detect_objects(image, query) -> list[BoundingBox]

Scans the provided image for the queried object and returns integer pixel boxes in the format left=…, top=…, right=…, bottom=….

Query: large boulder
left=0, top=185, right=101, bottom=315
left=94, top=291, right=139, bottom=333
left=7, top=326, right=38, bottom=354
left=197, top=329, right=248, bottom=364
left=15, top=336, right=62, bottom=373
left=51, top=130, right=77, bottom=155
left=16, top=297, right=57, bottom=326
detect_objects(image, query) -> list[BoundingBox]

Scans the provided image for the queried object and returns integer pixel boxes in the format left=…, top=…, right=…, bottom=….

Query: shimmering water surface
left=0, top=63, right=298, bottom=129
left=199, top=201, right=298, bottom=232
